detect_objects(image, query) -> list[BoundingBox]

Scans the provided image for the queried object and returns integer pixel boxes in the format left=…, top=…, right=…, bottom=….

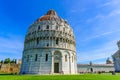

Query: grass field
left=0, top=74, right=120, bottom=80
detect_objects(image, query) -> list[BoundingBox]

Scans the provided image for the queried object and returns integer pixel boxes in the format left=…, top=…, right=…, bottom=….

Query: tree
left=10, top=59, right=15, bottom=63
left=14, top=59, right=17, bottom=64
left=4, top=58, right=10, bottom=64
left=10, top=59, right=17, bottom=64
left=0, top=60, right=3, bottom=64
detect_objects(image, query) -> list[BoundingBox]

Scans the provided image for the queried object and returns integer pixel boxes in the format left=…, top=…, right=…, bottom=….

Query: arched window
left=56, top=26, right=58, bottom=30
left=65, top=55, right=67, bottom=62
left=37, top=38, right=39, bottom=45
left=46, top=54, right=48, bottom=61
left=46, top=25, right=49, bottom=29
left=63, top=28, right=65, bottom=32
left=47, top=43, right=49, bottom=47
left=56, top=38, right=59, bottom=45
left=38, top=25, right=40, bottom=30
left=35, top=54, right=38, bottom=61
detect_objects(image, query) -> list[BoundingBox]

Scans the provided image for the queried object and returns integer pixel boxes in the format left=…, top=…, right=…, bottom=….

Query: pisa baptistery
left=20, top=10, right=77, bottom=74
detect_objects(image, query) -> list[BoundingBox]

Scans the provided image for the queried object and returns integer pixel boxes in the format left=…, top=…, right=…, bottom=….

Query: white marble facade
left=112, top=40, right=120, bottom=72
left=20, top=10, right=77, bottom=74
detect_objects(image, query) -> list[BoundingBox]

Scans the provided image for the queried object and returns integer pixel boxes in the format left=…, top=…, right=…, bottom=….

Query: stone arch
left=52, top=50, right=62, bottom=73
left=63, top=51, right=71, bottom=74
left=64, top=51, right=70, bottom=58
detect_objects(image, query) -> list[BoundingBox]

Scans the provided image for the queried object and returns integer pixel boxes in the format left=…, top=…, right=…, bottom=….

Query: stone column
left=62, top=38, right=63, bottom=48
left=51, top=51, right=54, bottom=74
left=49, top=30, right=50, bottom=47
left=39, top=53, right=41, bottom=74
left=74, top=55, right=77, bottom=74
left=52, top=36, right=53, bottom=47
left=61, top=51, right=63, bottom=74
left=69, top=55, right=71, bottom=74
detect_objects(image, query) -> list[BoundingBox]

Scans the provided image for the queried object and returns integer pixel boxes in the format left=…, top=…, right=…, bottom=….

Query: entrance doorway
left=53, top=51, right=61, bottom=73
left=54, top=63, right=59, bottom=73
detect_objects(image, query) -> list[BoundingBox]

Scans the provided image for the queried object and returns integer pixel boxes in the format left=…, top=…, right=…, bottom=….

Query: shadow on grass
left=0, top=73, right=18, bottom=75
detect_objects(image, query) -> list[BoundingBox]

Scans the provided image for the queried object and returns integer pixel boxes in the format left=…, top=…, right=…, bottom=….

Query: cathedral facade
left=112, top=40, right=120, bottom=72
left=20, top=10, right=77, bottom=74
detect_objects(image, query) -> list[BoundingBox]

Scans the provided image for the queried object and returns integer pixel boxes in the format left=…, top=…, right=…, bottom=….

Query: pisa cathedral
left=20, top=10, right=77, bottom=74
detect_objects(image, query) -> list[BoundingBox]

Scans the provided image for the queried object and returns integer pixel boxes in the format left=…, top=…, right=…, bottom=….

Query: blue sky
left=0, top=0, right=120, bottom=64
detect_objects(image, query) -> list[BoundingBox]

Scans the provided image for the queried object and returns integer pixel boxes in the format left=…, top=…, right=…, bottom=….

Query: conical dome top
left=106, top=58, right=113, bottom=64
left=46, top=10, right=57, bottom=15
left=36, top=10, right=60, bottom=22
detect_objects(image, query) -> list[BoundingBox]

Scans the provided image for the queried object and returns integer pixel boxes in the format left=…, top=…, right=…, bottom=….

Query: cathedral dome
left=106, top=58, right=113, bottom=64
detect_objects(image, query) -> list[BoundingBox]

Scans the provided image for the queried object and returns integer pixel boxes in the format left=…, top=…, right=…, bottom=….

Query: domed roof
left=36, top=10, right=61, bottom=22
left=25, top=9, right=76, bottom=53
left=106, top=58, right=113, bottom=64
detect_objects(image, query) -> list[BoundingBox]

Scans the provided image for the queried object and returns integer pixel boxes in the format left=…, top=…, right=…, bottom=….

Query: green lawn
left=0, top=74, right=120, bottom=80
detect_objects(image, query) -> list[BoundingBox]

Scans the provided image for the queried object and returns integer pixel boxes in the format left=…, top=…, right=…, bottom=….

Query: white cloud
left=86, top=14, right=105, bottom=23
left=73, top=0, right=120, bottom=64
left=109, top=9, right=120, bottom=16
left=87, top=0, right=120, bottom=23
left=70, top=10, right=77, bottom=13
left=101, top=0, right=120, bottom=7
left=78, top=1, right=120, bottom=64
left=82, top=30, right=120, bottom=41
left=77, top=38, right=118, bottom=63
